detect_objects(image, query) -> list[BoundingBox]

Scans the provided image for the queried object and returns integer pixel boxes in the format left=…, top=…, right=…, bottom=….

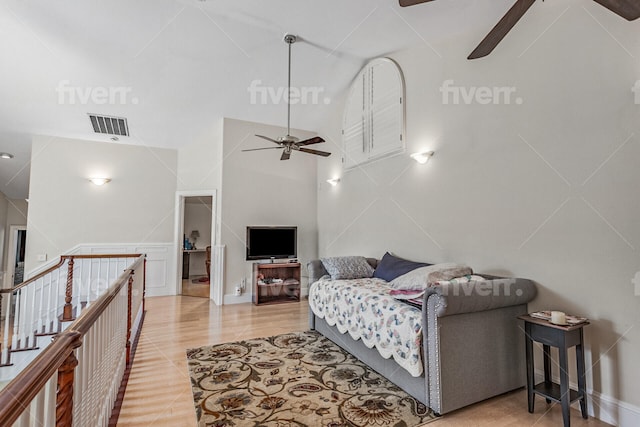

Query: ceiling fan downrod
left=284, top=33, right=296, bottom=138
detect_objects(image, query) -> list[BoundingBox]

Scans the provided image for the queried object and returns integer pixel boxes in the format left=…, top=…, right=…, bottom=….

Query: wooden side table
left=518, top=315, right=589, bottom=427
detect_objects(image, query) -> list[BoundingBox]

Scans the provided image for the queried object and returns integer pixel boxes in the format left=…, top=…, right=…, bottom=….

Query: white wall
left=177, top=118, right=223, bottom=244
left=25, top=136, right=178, bottom=295
left=317, top=1, right=640, bottom=423
left=221, top=118, right=319, bottom=303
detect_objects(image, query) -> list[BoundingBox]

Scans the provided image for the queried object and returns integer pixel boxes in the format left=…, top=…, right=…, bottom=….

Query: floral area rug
left=186, top=331, right=437, bottom=427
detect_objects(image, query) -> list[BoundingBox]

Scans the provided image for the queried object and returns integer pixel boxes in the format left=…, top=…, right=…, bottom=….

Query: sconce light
left=326, top=178, right=341, bottom=186
left=89, top=177, right=111, bottom=186
left=410, top=151, right=434, bottom=164
left=0, top=152, right=14, bottom=159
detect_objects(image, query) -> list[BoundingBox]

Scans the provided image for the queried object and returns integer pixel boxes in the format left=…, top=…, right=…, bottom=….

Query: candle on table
left=551, top=311, right=567, bottom=325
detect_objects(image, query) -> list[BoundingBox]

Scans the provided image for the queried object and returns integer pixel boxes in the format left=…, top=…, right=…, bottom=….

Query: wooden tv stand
left=252, top=262, right=301, bottom=306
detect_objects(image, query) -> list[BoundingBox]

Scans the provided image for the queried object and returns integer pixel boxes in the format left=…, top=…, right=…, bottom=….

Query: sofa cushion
left=373, top=252, right=431, bottom=282
left=320, top=256, right=375, bottom=280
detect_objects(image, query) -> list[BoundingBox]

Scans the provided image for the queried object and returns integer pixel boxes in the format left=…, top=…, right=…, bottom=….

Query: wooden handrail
left=0, top=332, right=81, bottom=425
left=70, top=256, right=143, bottom=336
left=64, top=254, right=143, bottom=259
left=0, top=257, right=69, bottom=293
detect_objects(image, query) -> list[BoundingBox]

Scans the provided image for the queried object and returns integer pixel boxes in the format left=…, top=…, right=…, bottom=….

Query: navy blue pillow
left=373, top=252, right=431, bottom=282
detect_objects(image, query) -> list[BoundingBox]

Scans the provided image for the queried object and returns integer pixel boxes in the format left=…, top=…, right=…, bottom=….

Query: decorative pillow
left=427, top=266, right=473, bottom=283
left=320, top=256, right=375, bottom=280
left=434, top=275, right=486, bottom=286
left=373, top=252, right=431, bottom=282
left=390, top=263, right=467, bottom=290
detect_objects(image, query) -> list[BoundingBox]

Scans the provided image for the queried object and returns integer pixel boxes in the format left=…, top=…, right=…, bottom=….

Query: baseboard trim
left=534, top=370, right=640, bottom=426
left=223, top=293, right=252, bottom=305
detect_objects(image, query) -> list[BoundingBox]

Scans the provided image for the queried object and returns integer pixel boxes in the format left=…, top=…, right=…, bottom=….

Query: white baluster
left=86, top=258, right=94, bottom=309
left=105, top=259, right=110, bottom=292
left=12, top=290, right=21, bottom=349
left=27, top=281, right=37, bottom=347
left=36, top=276, right=46, bottom=335
left=30, top=382, right=45, bottom=425
left=93, top=259, right=102, bottom=306
left=43, top=275, right=51, bottom=334
left=43, top=373, right=57, bottom=426
left=15, top=407, right=30, bottom=427
left=52, top=267, right=61, bottom=333
left=2, top=292, right=12, bottom=364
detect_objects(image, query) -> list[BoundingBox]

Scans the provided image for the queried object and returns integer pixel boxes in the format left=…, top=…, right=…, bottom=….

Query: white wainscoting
left=79, top=243, right=175, bottom=297
left=27, top=243, right=176, bottom=297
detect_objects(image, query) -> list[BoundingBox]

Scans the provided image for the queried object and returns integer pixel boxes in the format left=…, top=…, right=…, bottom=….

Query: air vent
left=88, top=114, right=129, bottom=137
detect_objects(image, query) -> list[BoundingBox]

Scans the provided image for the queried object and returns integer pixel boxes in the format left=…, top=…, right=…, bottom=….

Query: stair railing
left=0, top=254, right=145, bottom=426
left=1, top=254, right=143, bottom=367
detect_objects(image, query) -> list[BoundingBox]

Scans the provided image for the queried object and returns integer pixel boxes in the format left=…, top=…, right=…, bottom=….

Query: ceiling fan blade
left=592, top=0, right=640, bottom=20
left=280, top=150, right=291, bottom=161
left=295, top=136, right=326, bottom=146
left=298, top=147, right=331, bottom=157
left=399, top=0, right=436, bottom=6
left=242, top=147, right=283, bottom=152
left=468, top=0, right=537, bottom=60
left=255, top=134, right=282, bottom=145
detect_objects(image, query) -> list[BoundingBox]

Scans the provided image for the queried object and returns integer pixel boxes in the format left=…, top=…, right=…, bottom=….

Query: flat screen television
left=246, top=226, right=297, bottom=261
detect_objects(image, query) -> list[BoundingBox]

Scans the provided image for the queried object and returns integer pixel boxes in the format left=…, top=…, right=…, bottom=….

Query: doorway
left=175, top=192, right=217, bottom=299
left=7, top=226, right=27, bottom=287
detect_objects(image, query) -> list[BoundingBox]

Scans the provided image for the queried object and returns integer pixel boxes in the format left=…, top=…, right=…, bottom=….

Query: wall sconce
left=326, top=178, right=341, bottom=186
left=0, top=152, right=14, bottom=159
left=410, top=151, right=434, bottom=164
left=89, top=178, right=111, bottom=186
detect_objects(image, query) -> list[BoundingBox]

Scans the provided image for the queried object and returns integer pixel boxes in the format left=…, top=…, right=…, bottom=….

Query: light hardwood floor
left=181, top=278, right=210, bottom=298
left=116, top=297, right=611, bottom=427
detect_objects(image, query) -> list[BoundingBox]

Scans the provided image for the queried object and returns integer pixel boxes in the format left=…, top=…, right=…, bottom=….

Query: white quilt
left=309, top=276, right=424, bottom=377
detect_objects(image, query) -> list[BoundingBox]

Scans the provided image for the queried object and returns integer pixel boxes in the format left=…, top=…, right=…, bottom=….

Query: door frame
left=174, top=190, right=220, bottom=304
left=5, top=225, right=27, bottom=288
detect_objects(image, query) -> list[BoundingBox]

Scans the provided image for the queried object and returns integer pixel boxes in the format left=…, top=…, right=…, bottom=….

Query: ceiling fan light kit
left=400, top=0, right=639, bottom=59
left=242, top=33, right=330, bottom=161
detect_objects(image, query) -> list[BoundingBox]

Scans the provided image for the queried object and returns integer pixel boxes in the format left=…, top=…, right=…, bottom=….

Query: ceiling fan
left=400, top=0, right=640, bottom=59
left=242, top=34, right=331, bottom=161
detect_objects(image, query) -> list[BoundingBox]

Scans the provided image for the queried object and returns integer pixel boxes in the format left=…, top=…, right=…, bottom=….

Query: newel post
left=56, top=332, right=81, bottom=427
left=62, top=257, right=75, bottom=321
left=126, top=272, right=133, bottom=365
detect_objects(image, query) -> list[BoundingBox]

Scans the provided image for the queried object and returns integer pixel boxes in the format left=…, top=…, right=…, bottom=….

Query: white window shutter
left=369, top=60, right=404, bottom=159
left=343, top=72, right=367, bottom=169
left=342, top=58, right=405, bottom=169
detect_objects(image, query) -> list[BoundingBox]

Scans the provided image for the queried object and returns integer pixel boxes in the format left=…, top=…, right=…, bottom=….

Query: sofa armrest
left=424, top=277, right=536, bottom=317
left=307, top=260, right=328, bottom=284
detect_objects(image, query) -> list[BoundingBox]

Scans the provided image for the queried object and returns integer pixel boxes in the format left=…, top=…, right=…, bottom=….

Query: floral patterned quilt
left=309, top=277, right=424, bottom=377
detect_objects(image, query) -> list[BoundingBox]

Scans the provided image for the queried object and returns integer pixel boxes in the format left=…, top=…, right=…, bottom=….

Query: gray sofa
left=307, top=258, right=537, bottom=415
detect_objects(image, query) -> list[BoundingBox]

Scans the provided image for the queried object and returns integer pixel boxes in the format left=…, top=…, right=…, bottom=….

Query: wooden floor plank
left=116, top=296, right=612, bottom=427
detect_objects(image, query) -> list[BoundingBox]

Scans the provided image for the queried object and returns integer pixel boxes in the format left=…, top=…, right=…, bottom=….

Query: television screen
left=246, top=226, right=297, bottom=260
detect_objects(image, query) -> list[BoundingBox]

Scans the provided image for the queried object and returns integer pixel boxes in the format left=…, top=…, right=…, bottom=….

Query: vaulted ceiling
left=0, top=0, right=636, bottom=199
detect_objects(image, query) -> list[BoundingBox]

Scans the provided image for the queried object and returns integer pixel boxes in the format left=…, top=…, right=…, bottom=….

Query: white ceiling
left=0, top=0, right=551, bottom=198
